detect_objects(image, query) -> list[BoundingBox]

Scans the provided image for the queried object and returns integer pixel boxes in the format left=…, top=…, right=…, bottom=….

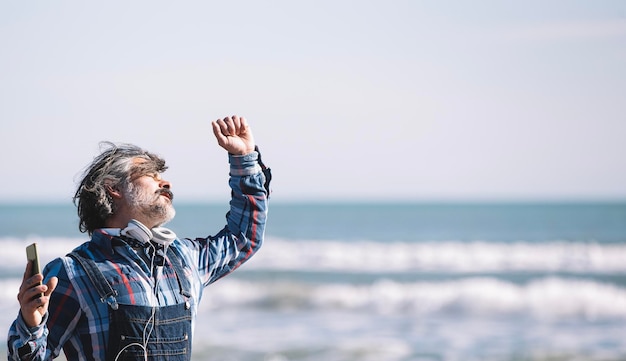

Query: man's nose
left=160, top=179, right=171, bottom=189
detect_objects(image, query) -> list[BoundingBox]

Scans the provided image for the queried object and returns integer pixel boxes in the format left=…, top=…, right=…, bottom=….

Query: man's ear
left=106, top=183, right=124, bottom=199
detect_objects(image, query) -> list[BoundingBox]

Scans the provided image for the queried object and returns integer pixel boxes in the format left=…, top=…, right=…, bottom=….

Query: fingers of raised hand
left=46, top=277, right=58, bottom=297
left=216, top=116, right=232, bottom=136
left=217, top=115, right=248, bottom=136
left=17, top=275, right=45, bottom=302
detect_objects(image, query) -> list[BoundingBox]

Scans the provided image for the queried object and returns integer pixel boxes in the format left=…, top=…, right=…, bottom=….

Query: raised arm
left=194, top=115, right=271, bottom=285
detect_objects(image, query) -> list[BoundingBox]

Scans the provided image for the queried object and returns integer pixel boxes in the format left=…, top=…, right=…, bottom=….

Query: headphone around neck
left=120, top=219, right=177, bottom=247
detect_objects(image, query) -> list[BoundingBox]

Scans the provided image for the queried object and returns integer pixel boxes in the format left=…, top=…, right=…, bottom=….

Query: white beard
left=125, top=184, right=176, bottom=226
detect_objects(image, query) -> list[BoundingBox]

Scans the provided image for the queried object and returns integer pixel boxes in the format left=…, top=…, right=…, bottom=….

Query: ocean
left=1, top=202, right=625, bottom=361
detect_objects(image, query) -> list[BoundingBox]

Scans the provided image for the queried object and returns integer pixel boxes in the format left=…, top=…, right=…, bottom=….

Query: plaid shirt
left=8, top=151, right=271, bottom=361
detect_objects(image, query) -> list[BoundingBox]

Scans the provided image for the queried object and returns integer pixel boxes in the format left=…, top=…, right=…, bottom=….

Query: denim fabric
left=108, top=303, right=192, bottom=361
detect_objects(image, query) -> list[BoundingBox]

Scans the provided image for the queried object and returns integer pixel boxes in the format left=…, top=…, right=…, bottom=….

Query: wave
left=199, top=276, right=626, bottom=320
left=3, top=274, right=621, bottom=321
left=0, top=237, right=86, bottom=271
left=2, top=236, right=626, bottom=274
left=1, top=235, right=626, bottom=322
left=247, top=238, right=626, bottom=274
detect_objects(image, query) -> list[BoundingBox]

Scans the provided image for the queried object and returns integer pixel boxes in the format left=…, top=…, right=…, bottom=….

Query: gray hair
left=73, top=142, right=167, bottom=235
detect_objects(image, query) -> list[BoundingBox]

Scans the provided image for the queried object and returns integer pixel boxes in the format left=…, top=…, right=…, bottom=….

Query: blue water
left=1, top=202, right=626, bottom=361
left=5, top=202, right=626, bottom=242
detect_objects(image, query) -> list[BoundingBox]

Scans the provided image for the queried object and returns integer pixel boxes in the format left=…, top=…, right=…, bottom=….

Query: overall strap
left=67, top=250, right=119, bottom=310
left=166, top=247, right=192, bottom=299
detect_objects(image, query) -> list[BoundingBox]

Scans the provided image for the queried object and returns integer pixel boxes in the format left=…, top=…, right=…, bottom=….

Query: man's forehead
left=127, top=153, right=167, bottom=176
left=132, top=157, right=149, bottom=165
left=130, top=157, right=160, bottom=173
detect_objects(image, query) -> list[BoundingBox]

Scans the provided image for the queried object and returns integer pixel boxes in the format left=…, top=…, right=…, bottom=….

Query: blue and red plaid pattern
left=8, top=151, right=270, bottom=361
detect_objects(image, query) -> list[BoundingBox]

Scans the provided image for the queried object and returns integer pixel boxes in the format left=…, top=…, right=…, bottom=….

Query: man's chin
left=147, top=206, right=176, bottom=227
left=160, top=208, right=176, bottom=226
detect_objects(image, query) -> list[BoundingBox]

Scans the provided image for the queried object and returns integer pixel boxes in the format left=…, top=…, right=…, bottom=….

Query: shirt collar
left=90, top=229, right=117, bottom=253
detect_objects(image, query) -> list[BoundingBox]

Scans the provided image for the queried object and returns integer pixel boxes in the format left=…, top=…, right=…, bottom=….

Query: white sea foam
left=196, top=277, right=626, bottom=320
left=2, top=273, right=622, bottom=321
left=246, top=237, right=626, bottom=274
left=0, top=237, right=85, bottom=270
left=2, top=236, right=626, bottom=274
left=2, top=236, right=625, bottom=320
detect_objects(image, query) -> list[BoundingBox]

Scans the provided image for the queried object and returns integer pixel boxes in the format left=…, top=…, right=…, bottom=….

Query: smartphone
left=26, top=243, right=44, bottom=298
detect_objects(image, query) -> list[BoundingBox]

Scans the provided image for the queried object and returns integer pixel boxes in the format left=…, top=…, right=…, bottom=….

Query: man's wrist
left=229, top=150, right=262, bottom=176
left=18, top=311, right=47, bottom=337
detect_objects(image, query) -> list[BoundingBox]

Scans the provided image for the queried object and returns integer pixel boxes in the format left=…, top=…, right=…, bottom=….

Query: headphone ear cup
left=151, top=227, right=177, bottom=247
left=121, top=219, right=153, bottom=244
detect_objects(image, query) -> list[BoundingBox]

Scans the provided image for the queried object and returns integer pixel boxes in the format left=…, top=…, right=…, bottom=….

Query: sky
left=1, top=0, right=625, bottom=203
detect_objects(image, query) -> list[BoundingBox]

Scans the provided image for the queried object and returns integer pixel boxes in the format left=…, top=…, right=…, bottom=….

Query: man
left=8, top=115, right=271, bottom=360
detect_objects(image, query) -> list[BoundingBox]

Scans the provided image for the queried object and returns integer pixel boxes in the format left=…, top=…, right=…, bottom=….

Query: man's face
left=125, top=158, right=175, bottom=227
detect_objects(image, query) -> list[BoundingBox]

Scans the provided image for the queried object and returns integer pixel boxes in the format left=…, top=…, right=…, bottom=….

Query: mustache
left=157, top=188, right=174, bottom=201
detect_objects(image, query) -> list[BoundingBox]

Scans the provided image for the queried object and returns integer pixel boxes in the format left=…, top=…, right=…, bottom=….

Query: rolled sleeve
left=229, top=151, right=262, bottom=176
left=9, top=312, right=49, bottom=360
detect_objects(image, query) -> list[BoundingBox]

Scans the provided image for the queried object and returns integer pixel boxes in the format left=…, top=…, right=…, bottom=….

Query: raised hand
left=211, top=115, right=256, bottom=155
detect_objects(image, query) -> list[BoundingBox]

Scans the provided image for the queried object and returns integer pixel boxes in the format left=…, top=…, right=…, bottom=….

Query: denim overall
left=69, top=243, right=193, bottom=361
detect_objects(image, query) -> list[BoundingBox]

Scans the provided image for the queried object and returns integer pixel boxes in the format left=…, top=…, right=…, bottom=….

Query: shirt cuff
left=16, top=312, right=48, bottom=356
left=229, top=151, right=262, bottom=176
left=17, top=311, right=47, bottom=339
